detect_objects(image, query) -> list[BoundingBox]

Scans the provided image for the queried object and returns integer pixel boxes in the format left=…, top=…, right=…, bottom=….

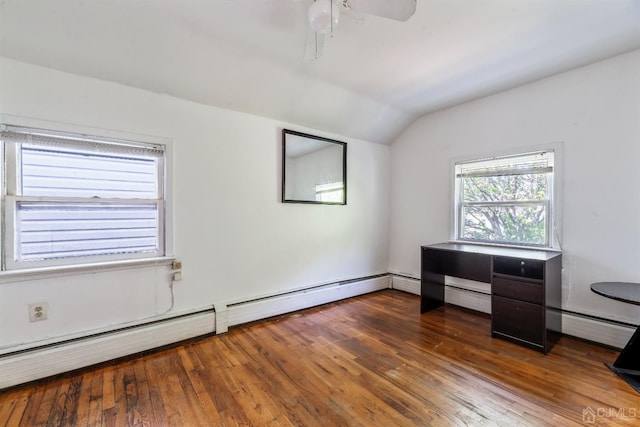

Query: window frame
left=0, top=123, right=172, bottom=271
left=451, top=147, right=561, bottom=250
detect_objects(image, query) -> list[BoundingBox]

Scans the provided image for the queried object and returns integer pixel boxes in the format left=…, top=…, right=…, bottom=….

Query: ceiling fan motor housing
left=308, top=0, right=340, bottom=33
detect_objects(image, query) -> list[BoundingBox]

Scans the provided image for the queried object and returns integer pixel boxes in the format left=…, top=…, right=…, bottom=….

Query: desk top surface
left=422, top=242, right=561, bottom=261
left=591, top=282, right=640, bottom=305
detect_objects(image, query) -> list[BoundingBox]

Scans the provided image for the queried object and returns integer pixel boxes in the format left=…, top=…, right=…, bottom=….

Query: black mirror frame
left=281, top=129, right=347, bottom=205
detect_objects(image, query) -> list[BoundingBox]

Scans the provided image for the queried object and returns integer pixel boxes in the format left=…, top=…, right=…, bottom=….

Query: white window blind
left=456, top=151, right=553, bottom=178
left=1, top=125, right=166, bottom=268
left=20, top=144, right=159, bottom=198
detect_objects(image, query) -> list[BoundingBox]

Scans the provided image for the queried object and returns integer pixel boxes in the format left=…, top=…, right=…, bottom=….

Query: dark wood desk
left=590, top=282, right=640, bottom=393
left=421, top=243, right=562, bottom=353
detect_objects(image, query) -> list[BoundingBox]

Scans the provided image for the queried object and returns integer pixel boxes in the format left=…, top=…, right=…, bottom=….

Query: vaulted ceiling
left=1, top=0, right=639, bottom=144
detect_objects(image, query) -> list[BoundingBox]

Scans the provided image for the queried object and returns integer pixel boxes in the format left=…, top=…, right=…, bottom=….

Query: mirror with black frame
left=282, top=129, right=347, bottom=205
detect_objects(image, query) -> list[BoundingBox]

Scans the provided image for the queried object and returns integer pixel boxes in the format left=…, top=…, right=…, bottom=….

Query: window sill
left=0, top=256, right=175, bottom=284
left=449, top=240, right=561, bottom=253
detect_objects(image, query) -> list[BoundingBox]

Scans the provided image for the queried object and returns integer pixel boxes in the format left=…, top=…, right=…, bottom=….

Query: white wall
left=389, top=49, right=640, bottom=325
left=0, top=57, right=390, bottom=351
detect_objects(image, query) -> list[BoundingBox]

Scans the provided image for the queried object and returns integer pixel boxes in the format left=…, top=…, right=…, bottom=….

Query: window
left=454, top=150, right=554, bottom=247
left=1, top=125, right=166, bottom=269
left=315, top=182, right=344, bottom=203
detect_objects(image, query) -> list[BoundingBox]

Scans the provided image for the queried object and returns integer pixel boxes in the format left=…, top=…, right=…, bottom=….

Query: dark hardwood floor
left=0, top=290, right=638, bottom=426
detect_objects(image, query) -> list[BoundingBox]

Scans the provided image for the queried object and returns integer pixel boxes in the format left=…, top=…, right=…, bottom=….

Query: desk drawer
left=492, top=295, right=544, bottom=345
left=493, top=276, right=543, bottom=304
left=493, top=256, right=544, bottom=280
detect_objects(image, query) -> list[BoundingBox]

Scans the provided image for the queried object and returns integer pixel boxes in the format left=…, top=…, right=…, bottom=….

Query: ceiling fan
left=304, top=0, right=417, bottom=59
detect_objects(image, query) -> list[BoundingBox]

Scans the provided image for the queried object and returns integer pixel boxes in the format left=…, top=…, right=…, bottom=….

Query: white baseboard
left=390, top=275, right=420, bottom=295
left=0, top=311, right=215, bottom=390
left=215, top=276, right=391, bottom=333
left=445, top=287, right=491, bottom=314
left=390, top=275, right=491, bottom=314
left=561, top=312, right=634, bottom=349
left=445, top=276, right=491, bottom=295
left=2, top=275, right=391, bottom=389
left=4, top=273, right=633, bottom=390
left=389, top=274, right=635, bottom=349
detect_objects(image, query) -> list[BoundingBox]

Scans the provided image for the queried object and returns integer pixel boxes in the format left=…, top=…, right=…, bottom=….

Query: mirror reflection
left=282, top=129, right=347, bottom=204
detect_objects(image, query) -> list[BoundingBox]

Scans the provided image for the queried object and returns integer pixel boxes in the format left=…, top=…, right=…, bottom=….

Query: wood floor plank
left=111, top=362, right=129, bottom=427
left=3, top=394, right=29, bottom=427
left=148, top=354, right=183, bottom=424
left=12, top=382, right=46, bottom=426
left=0, top=395, right=17, bottom=425
left=130, top=359, right=159, bottom=427
left=1, top=290, right=639, bottom=426
left=175, top=357, right=222, bottom=425
left=141, top=354, right=170, bottom=425
left=73, top=373, right=95, bottom=426
left=241, top=325, right=356, bottom=426
left=85, top=371, right=105, bottom=427
left=100, top=365, right=115, bottom=411
left=33, top=381, right=60, bottom=425
left=57, top=376, right=82, bottom=427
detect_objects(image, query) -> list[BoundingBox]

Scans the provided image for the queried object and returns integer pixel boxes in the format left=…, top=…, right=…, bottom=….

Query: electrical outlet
left=29, top=302, right=49, bottom=322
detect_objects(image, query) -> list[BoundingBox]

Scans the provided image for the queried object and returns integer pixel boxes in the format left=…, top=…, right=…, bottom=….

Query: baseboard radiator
left=1, top=275, right=391, bottom=389
left=390, top=274, right=635, bottom=349
left=5, top=273, right=629, bottom=390
left=0, top=311, right=215, bottom=390
left=560, top=311, right=635, bottom=349
left=215, top=275, right=391, bottom=333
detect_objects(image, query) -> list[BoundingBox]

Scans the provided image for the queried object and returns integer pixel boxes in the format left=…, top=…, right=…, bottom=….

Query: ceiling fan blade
left=304, top=28, right=326, bottom=60
left=343, top=0, right=416, bottom=21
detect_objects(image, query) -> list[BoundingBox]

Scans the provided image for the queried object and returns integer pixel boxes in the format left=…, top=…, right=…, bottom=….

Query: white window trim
left=0, top=256, right=175, bottom=284
left=450, top=143, right=563, bottom=251
left=0, top=116, right=174, bottom=272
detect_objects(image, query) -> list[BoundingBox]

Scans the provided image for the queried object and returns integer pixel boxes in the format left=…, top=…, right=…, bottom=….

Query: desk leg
left=421, top=273, right=444, bottom=313
left=606, top=325, right=640, bottom=393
